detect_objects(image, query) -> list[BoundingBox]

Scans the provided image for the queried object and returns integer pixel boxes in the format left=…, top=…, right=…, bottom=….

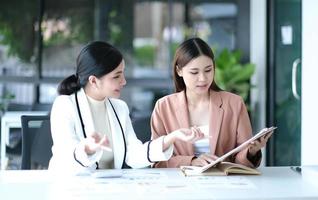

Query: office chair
left=5, top=103, right=32, bottom=155
left=6, top=103, right=51, bottom=152
left=20, top=115, right=53, bottom=169
left=131, top=114, right=151, bottom=143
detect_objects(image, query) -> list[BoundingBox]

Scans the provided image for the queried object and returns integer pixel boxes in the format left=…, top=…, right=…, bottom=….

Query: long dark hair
left=58, top=41, right=123, bottom=95
left=172, top=37, right=221, bottom=92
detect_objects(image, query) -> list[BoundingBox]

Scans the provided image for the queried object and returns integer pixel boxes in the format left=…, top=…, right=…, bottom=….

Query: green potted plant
left=0, top=92, right=15, bottom=115
left=214, top=48, right=255, bottom=103
left=134, top=45, right=155, bottom=67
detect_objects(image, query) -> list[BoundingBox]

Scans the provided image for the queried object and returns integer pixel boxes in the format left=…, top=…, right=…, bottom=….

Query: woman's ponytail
left=57, top=74, right=81, bottom=95
left=57, top=41, right=123, bottom=96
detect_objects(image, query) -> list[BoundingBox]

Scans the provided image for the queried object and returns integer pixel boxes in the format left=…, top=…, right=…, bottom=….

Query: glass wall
left=1, top=0, right=248, bottom=118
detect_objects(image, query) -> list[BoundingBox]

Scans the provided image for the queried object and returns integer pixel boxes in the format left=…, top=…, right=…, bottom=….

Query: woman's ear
left=176, top=65, right=183, bottom=77
left=88, top=75, right=98, bottom=89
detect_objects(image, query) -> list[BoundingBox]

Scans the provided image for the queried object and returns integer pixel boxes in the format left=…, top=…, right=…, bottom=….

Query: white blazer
left=48, top=88, right=172, bottom=173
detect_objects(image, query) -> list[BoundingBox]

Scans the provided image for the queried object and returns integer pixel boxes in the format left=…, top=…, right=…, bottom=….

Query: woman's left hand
left=84, top=132, right=111, bottom=155
left=248, top=131, right=273, bottom=156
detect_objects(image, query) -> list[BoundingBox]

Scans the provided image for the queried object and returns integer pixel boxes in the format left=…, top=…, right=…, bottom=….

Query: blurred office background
left=0, top=0, right=317, bottom=169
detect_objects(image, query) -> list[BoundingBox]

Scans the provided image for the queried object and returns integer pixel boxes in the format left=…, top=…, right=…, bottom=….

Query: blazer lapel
left=209, top=91, right=224, bottom=154
left=176, top=91, right=194, bottom=155
left=176, top=91, right=191, bottom=128
left=76, top=88, right=95, bottom=137
left=105, top=99, right=124, bottom=169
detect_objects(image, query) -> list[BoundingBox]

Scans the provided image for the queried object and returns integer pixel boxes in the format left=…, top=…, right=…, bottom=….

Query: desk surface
left=1, top=166, right=318, bottom=200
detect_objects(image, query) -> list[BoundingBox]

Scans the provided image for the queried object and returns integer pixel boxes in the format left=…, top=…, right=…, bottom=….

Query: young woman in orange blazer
left=151, top=37, right=272, bottom=168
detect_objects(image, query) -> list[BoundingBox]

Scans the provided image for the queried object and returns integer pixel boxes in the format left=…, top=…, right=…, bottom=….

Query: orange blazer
left=151, top=90, right=261, bottom=168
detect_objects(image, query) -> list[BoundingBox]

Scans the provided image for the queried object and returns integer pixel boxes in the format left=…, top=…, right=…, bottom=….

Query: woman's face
left=177, top=55, right=214, bottom=95
left=95, top=60, right=127, bottom=99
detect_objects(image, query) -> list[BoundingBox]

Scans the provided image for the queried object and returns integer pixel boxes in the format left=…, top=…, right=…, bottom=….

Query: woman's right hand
left=162, top=127, right=204, bottom=150
left=84, top=132, right=111, bottom=155
left=173, top=126, right=205, bottom=143
left=191, top=153, right=219, bottom=166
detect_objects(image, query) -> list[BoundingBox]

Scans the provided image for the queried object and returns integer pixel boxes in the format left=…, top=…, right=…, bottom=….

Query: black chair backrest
left=132, top=115, right=151, bottom=143
left=21, top=115, right=53, bottom=169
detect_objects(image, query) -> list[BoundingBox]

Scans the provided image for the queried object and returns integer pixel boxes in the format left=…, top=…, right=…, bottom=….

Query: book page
left=181, top=162, right=261, bottom=176
left=218, top=162, right=261, bottom=175
left=198, top=126, right=276, bottom=173
left=181, top=166, right=226, bottom=176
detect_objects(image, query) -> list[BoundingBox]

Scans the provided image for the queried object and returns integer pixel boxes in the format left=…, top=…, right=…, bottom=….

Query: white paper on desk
left=188, top=176, right=257, bottom=189
left=197, top=126, right=277, bottom=173
left=91, top=170, right=122, bottom=178
left=122, top=169, right=168, bottom=180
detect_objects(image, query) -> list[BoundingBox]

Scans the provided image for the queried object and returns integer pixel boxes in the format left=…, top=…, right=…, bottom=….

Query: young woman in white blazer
left=48, top=41, right=204, bottom=173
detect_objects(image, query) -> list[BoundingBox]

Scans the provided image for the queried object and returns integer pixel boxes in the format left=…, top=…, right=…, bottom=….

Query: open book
left=181, top=126, right=277, bottom=176
left=181, top=161, right=261, bottom=176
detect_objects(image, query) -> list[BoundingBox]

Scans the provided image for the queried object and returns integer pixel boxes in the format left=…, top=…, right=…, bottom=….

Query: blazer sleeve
left=121, top=101, right=173, bottom=168
left=151, top=100, right=195, bottom=168
left=234, top=98, right=262, bottom=168
left=49, top=96, right=98, bottom=173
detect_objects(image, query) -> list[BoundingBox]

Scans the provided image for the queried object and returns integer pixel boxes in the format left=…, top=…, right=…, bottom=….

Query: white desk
left=0, top=166, right=318, bottom=199
left=1, top=111, right=48, bottom=170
